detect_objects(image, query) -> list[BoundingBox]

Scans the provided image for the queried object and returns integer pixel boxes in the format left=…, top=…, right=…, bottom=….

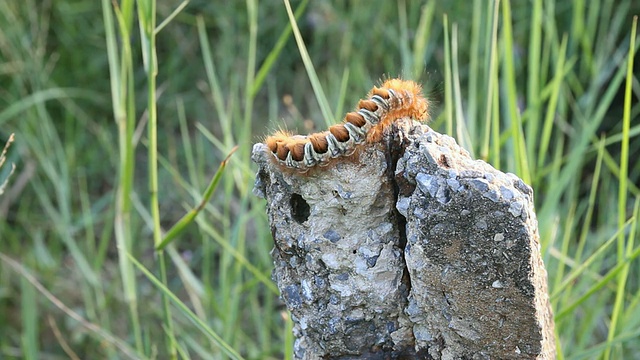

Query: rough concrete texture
left=252, top=119, right=555, bottom=359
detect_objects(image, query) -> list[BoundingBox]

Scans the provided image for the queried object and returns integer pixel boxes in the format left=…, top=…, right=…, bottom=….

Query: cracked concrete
left=252, top=119, right=555, bottom=359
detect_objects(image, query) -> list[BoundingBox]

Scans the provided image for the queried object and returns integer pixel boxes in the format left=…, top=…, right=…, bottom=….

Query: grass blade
left=251, top=0, right=310, bottom=99
left=282, top=0, right=334, bottom=125
left=124, top=251, right=245, bottom=360
left=157, top=147, right=238, bottom=250
left=604, top=15, right=637, bottom=359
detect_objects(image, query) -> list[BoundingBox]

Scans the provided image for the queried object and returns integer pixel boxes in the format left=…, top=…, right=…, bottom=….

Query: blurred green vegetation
left=1, top=0, right=639, bottom=359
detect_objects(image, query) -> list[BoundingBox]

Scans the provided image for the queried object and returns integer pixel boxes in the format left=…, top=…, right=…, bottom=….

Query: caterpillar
left=264, top=78, right=430, bottom=171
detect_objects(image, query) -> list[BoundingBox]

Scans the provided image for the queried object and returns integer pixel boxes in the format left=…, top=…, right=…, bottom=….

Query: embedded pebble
left=416, top=173, right=438, bottom=197
left=436, top=187, right=452, bottom=204
left=366, top=255, right=379, bottom=268
left=252, top=176, right=265, bottom=198
left=425, top=133, right=434, bottom=143
left=396, top=196, right=410, bottom=217
left=413, top=206, right=427, bottom=219
left=314, top=276, right=326, bottom=289
left=500, top=186, right=515, bottom=200
left=469, top=179, right=490, bottom=192
left=334, top=185, right=353, bottom=199
left=284, top=285, right=302, bottom=308
left=414, top=324, right=434, bottom=341
left=475, top=219, right=488, bottom=230
left=513, top=177, right=532, bottom=196
left=483, top=189, right=500, bottom=202
left=301, top=279, right=313, bottom=301
left=323, top=229, right=341, bottom=243
left=447, top=178, right=462, bottom=192
left=508, top=200, right=524, bottom=217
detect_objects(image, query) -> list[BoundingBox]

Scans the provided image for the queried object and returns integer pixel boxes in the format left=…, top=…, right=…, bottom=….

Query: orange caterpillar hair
left=264, top=78, right=429, bottom=171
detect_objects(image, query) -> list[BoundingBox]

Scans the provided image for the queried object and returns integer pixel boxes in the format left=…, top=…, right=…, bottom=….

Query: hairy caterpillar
left=264, top=78, right=430, bottom=171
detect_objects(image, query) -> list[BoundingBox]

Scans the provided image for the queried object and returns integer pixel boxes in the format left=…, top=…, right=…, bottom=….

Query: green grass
left=1, top=0, right=639, bottom=359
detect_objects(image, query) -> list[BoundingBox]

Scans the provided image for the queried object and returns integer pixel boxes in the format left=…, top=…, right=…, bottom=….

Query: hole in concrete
left=290, top=193, right=310, bottom=223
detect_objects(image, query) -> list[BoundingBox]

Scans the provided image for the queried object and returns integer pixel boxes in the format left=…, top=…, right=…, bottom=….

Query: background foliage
left=1, top=0, right=639, bottom=359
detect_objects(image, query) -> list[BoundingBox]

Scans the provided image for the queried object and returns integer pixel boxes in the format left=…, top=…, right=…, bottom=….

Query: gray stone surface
left=252, top=119, right=555, bottom=359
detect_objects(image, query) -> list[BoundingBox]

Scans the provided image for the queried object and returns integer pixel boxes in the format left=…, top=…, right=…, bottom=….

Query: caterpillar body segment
left=264, top=78, right=429, bottom=171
